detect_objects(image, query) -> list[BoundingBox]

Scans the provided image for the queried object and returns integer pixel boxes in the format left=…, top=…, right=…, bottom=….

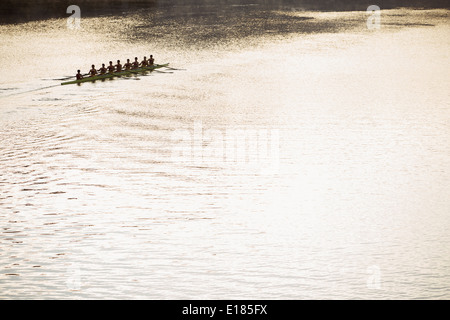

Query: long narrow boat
left=61, top=63, right=169, bottom=85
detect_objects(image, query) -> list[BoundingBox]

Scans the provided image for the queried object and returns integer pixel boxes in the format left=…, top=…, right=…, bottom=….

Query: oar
left=51, top=73, right=89, bottom=81
left=165, top=66, right=185, bottom=71
left=153, top=69, right=173, bottom=74
left=58, top=67, right=107, bottom=81
left=43, top=76, right=71, bottom=81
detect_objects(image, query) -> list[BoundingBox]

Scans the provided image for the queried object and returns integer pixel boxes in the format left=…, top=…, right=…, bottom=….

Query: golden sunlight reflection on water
left=0, top=7, right=449, bottom=299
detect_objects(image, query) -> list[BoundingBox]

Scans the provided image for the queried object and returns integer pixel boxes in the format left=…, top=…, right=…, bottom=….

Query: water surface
left=0, top=4, right=449, bottom=299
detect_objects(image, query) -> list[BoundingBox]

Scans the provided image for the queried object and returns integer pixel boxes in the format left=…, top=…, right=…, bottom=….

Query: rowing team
left=76, top=55, right=155, bottom=80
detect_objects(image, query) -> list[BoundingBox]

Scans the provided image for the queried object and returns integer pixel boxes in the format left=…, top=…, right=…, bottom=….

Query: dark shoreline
left=0, top=0, right=449, bottom=25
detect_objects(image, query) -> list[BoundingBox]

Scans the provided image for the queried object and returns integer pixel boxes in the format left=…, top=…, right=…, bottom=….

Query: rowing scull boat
left=61, top=63, right=169, bottom=85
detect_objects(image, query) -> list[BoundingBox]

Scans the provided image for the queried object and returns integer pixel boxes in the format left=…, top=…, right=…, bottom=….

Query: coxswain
left=132, top=57, right=139, bottom=69
left=99, top=63, right=107, bottom=75
left=76, top=70, right=83, bottom=80
left=149, top=55, right=154, bottom=66
left=107, top=61, right=115, bottom=73
left=141, top=56, right=148, bottom=67
left=124, top=59, right=132, bottom=70
left=89, top=65, right=97, bottom=77
left=116, top=60, right=122, bottom=72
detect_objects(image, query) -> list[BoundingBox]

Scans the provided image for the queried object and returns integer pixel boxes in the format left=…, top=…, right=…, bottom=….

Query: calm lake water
left=0, top=3, right=449, bottom=299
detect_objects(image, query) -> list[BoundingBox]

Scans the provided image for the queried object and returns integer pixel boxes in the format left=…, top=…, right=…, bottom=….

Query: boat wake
left=0, top=84, right=60, bottom=99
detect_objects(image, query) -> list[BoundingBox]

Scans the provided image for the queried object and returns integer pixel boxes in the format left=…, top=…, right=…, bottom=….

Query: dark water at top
left=1, top=0, right=449, bottom=24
